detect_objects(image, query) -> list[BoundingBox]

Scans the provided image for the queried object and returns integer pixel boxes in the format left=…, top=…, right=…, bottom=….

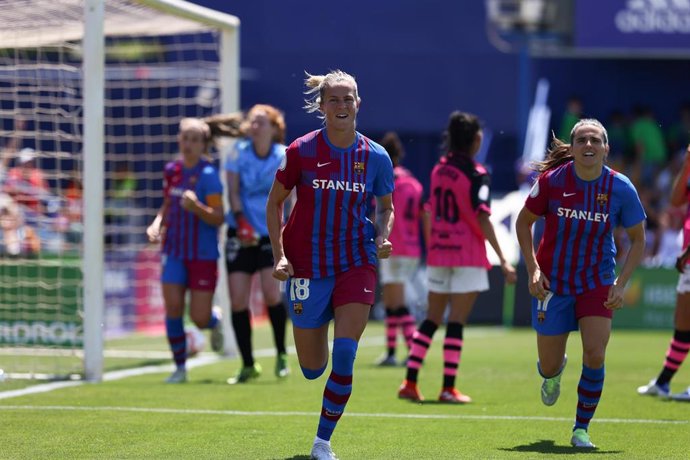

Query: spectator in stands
left=638, top=188, right=662, bottom=263
left=375, top=131, right=423, bottom=367
left=630, top=106, right=667, bottom=187
left=646, top=207, right=683, bottom=268
left=666, top=102, right=690, bottom=157
left=146, top=117, right=225, bottom=384
left=203, top=105, right=291, bottom=384
left=558, top=96, right=583, bottom=143
left=516, top=119, right=646, bottom=448
left=638, top=144, right=690, bottom=401
left=105, top=161, right=140, bottom=248
left=4, top=147, right=50, bottom=214
left=0, top=193, right=40, bottom=257
left=0, top=118, right=25, bottom=184
left=62, top=174, right=83, bottom=247
left=605, top=110, right=632, bottom=174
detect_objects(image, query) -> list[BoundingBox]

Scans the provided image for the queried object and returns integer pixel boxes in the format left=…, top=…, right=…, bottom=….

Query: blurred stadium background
left=1, top=2, right=689, bottom=458
left=0, top=0, right=687, bottom=382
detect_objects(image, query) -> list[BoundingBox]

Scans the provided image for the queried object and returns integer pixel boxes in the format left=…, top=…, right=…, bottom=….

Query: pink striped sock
left=407, top=330, right=432, bottom=371
left=664, top=338, right=690, bottom=371
left=385, top=315, right=400, bottom=352
left=405, top=320, right=438, bottom=383
left=400, top=314, right=417, bottom=348
left=443, top=337, right=463, bottom=387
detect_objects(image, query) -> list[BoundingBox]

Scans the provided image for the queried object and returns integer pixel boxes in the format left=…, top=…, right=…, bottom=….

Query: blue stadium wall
left=190, top=0, right=690, bottom=192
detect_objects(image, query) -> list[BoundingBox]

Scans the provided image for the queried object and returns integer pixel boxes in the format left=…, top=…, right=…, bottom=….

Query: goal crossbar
left=0, top=0, right=239, bottom=49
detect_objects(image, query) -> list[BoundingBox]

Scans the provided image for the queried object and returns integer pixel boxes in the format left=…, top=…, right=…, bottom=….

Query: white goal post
left=0, top=0, right=239, bottom=382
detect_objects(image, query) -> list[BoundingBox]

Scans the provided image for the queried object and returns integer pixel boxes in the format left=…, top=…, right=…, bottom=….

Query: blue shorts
left=532, top=285, right=611, bottom=335
left=286, top=265, right=377, bottom=329
left=161, top=254, right=218, bottom=291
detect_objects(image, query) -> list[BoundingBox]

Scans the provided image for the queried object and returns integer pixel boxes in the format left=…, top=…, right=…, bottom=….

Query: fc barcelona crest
left=293, top=302, right=303, bottom=315
left=537, top=311, right=545, bottom=323
left=189, top=175, right=198, bottom=185
left=353, top=161, right=365, bottom=174
left=596, top=193, right=608, bottom=206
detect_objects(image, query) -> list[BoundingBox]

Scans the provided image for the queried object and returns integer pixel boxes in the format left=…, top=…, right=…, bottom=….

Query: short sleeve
left=373, top=152, right=394, bottom=197
left=524, top=173, right=550, bottom=217
left=619, top=179, right=646, bottom=229
left=224, top=142, right=241, bottom=173
left=162, top=162, right=175, bottom=199
left=275, top=143, right=301, bottom=190
left=471, top=172, right=491, bottom=214
left=201, top=165, right=223, bottom=197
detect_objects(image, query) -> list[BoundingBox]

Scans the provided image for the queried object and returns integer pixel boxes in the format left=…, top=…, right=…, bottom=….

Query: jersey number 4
left=432, top=187, right=460, bottom=223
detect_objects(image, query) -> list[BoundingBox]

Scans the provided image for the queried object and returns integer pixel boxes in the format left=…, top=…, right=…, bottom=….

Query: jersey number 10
left=432, top=187, right=460, bottom=223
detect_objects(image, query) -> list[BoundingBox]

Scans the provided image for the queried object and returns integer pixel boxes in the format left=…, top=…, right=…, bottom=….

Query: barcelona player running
left=146, top=118, right=225, bottom=383
left=376, top=132, right=423, bottom=367
left=266, top=70, right=394, bottom=460
left=516, top=119, right=646, bottom=448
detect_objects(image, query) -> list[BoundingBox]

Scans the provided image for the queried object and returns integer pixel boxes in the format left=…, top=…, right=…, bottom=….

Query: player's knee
left=332, top=337, right=358, bottom=371
left=582, top=350, right=606, bottom=369
left=538, top=361, right=561, bottom=378
left=188, top=312, right=208, bottom=329
left=301, top=364, right=327, bottom=380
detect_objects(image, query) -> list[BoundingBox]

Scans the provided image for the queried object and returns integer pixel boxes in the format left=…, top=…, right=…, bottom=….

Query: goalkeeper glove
left=235, top=212, right=258, bottom=246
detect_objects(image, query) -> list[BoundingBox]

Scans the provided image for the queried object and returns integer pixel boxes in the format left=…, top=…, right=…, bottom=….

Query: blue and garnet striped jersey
left=162, top=158, right=223, bottom=261
left=524, top=161, right=645, bottom=295
left=275, top=129, right=394, bottom=279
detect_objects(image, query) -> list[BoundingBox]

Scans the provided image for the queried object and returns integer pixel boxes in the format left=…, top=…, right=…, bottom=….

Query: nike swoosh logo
left=563, top=192, right=576, bottom=197
left=364, top=288, right=373, bottom=293
left=317, top=162, right=331, bottom=167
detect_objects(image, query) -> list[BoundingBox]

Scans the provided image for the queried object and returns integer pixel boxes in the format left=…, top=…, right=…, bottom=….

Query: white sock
left=313, top=436, right=330, bottom=446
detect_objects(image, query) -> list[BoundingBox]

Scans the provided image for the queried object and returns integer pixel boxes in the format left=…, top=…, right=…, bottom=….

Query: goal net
left=0, top=0, right=239, bottom=381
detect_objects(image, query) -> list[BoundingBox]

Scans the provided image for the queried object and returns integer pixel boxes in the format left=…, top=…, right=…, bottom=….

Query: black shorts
left=225, top=228, right=274, bottom=274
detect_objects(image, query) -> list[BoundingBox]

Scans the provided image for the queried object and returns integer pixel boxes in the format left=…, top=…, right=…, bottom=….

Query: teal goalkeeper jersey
left=224, top=139, right=286, bottom=236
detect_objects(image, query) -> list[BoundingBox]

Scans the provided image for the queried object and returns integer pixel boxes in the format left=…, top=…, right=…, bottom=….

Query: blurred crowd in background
left=0, top=119, right=142, bottom=258
left=1, top=98, right=688, bottom=267
left=556, top=98, right=690, bottom=269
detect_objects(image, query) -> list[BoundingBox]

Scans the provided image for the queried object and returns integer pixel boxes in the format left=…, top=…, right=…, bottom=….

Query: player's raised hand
left=375, top=236, right=392, bottom=259
left=272, top=256, right=294, bottom=281
left=180, top=190, right=198, bottom=211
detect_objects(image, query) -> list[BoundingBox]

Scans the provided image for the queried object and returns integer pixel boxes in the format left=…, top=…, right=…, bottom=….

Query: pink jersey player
left=426, top=155, right=491, bottom=269
left=399, top=112, right=516, bottom=404
left=389, top=166, right=423, bottom=257
left=376, top=133, right=424, bottom=367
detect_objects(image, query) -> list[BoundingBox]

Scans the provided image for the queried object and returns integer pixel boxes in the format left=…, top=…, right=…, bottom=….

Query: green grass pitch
left=0, top=323, right=688, bottom=459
